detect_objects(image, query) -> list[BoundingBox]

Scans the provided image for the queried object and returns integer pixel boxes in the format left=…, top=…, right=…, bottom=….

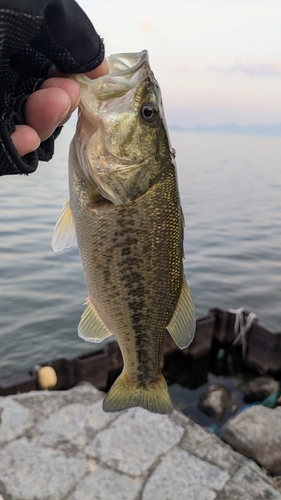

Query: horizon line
left=169, top=123, right=281, bottom=136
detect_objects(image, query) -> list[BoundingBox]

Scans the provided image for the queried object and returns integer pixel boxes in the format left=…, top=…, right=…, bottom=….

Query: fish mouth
left=106, top=50, right=149, bottom=78
left=74, top=51, right=151, bottom=101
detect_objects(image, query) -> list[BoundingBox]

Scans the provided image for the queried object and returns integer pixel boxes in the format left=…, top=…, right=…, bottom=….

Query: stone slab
left=0, top=398, right=33, bottom=445
left=36, top=399, right=117, bottom=448
left=142, top=447, right=229, bottom=500
left=0, top=386, right=280, bottom=500
left=85, top=407, right=184, bottom=476
left=13, top=384, right=102, bottom=423
left=0, top=438, right=87, bottom=500
left=67, top=468, right=141, bottom=500
left=216, top=465, right=281, bottom=500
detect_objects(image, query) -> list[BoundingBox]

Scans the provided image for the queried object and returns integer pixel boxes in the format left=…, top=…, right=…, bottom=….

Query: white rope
left=228, top=307, right=257, bottom=358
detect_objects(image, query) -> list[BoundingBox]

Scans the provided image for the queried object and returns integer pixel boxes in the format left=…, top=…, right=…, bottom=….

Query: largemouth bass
left=52, top=50, right=195, bottom=414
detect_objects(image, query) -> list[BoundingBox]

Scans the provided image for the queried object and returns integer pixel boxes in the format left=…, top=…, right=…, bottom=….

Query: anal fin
left=78, top=298, right=113, bottom=343
left=167, top=278, right=196, bottom=349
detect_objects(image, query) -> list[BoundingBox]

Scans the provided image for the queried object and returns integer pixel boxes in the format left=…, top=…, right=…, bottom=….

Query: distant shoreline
left=169, top=123, right=281, bottom=137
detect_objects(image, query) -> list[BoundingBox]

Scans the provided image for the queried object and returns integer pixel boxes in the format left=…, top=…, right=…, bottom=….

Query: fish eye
left=140, top=101, right=159, bottom=123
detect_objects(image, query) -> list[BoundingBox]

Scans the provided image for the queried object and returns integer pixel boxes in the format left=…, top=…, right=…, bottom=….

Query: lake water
left=0, top=128, right=280, bottom=377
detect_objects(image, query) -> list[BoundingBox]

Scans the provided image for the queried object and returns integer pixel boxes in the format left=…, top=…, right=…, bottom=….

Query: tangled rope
left=228, top=307, right=257, bottom=358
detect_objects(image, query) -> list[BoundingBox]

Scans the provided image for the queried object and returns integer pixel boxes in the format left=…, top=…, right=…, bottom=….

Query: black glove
left=0, top=0, right=104, bottom=176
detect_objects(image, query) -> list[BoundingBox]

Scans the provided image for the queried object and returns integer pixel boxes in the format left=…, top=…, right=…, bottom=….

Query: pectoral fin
left=78, top=298, right=113, bottom=343
left=167, top=278, right=196, bottom=349
left=52, top=199, right=76, bottom=252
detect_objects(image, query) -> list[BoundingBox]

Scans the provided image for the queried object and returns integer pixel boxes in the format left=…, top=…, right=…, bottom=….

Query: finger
left=11, top=125, right=40, bottom=157
left=24, top=88, right=71, bottom=141
left=40, top=77, right=81, bottom=112
left=48, top=59, right=109, bottom=80
left=84, top=60, right=109, bottom=79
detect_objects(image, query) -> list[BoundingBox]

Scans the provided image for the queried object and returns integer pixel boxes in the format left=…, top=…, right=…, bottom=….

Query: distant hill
left=169, top=123, right=281, bottom=136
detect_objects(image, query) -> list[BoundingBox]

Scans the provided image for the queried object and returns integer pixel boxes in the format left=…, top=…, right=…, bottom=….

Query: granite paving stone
left=67, top=468, right=141, bottom=500
left=0, top=385, right=281, bottom=500
left=36, top=399, right=117, bottom=448
left=181, top=417, right=249, bottom=474
left=0, top=398, right=33, bottom=445
left=85, top=407, right=184, bottom=476
left=142, top=448, right=229, bottom=500
left=215, top=465, right=281, bottom=500
left=0, top=438, right=87, bottom=500
left=13, top=384, right=103, bottom=422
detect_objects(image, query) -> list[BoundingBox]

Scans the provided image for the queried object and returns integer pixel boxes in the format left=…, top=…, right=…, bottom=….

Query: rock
left=221, top=405, right=281, bottom=476
left=273, top=476, right=281, bottom=491
left=198, top=384, right=231, bottom=420
left=262, top=392, right=279, bottom=409
left=239, top=376, right=280, bottom=403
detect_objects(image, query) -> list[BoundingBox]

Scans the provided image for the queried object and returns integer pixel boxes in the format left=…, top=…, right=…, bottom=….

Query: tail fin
left=103, top=371, right=173, bottom=415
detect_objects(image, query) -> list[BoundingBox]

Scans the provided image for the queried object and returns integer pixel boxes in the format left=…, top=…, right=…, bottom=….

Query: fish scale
left=52, top=51, right=196, bottom=414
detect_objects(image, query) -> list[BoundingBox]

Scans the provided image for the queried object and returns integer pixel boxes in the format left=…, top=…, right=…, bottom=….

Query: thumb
left=32, top=0, right=104, bottom=74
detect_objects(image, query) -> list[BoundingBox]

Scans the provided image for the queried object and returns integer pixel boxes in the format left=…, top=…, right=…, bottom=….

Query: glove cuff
left=0, top=93, right=62, bottom=176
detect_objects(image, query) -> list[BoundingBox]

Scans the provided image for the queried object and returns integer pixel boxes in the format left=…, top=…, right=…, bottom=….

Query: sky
left=76, top=0, right=281, bottom=128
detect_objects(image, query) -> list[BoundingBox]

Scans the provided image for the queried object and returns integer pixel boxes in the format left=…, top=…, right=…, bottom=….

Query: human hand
left=11, top=62, right=108, bottom=157
left=0, top=0, right=106, bottom=176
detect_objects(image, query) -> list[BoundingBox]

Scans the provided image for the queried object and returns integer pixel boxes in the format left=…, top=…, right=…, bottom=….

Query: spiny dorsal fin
left=167, top=278, right=196, bottom=349
left=52, top=199, right=76, bottom=252
left=78, top=298, right=113, bottom=343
